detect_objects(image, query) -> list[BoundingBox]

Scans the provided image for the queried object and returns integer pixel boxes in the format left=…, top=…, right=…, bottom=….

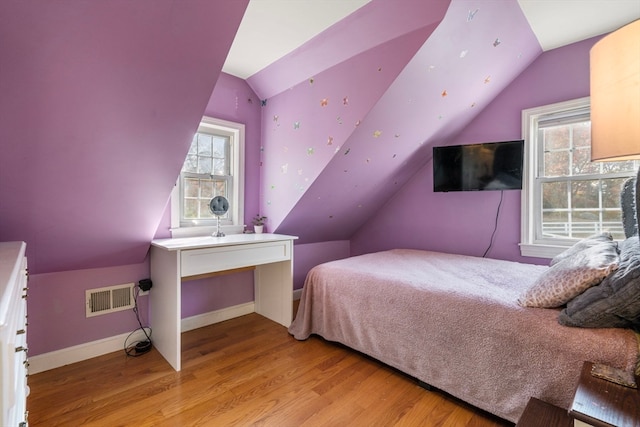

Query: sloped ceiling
left=3, top=0, right=636, bottom=274
left=225, top=0, right=640, bottom=81
left=246, top=0, right=448, bottom=101
left=0, top=0, right=249, bottom=274
left=518, top=0, right=640, bottom=51
left=260, top=0, right=541, bottom=242
left=224, top=0, right=371, bottom=80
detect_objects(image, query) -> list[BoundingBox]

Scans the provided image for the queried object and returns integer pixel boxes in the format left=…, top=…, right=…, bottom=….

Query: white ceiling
left=222, top=0, right=640, bottom=79
left=222, top=0, right=371, bottom=79
left=518, top=0, right=640, bottom=51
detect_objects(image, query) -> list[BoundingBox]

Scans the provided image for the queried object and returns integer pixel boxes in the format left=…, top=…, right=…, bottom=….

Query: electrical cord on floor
left=482, top=190, right=504, bottom=258
left=124, top=285, right=152, bottom=357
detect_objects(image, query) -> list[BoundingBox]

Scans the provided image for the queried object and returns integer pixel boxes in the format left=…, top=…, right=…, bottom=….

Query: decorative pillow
left=558, top=236, right=640, bottom=329
left=518, top=241, right=619, bottom=308
left=550, top=232, right=614, bottom=266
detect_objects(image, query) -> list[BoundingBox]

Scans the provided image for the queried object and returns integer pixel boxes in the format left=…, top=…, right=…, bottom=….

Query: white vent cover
left=85, top=283, right=135, bottom=317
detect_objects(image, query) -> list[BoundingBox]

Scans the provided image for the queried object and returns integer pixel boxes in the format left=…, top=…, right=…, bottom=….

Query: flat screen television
left=433, top=140, right=524, bottom=192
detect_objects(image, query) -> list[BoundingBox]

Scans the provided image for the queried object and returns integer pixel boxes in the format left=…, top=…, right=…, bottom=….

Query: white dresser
left=0, top=241, right=29, bottom=427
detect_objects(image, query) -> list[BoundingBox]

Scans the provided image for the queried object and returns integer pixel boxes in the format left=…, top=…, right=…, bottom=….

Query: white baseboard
left=29, top=301, right=256, bottom=374
left=293, top=288, right=302, bottom=300
left=28, top=329, right=148, bottom=374
left=181, top=302, right=254, bottom=332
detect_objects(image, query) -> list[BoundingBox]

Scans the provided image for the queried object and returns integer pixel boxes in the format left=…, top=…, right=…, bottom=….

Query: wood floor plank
left=394, top=390, right=449, bottom=426
left=28, top=312, right=513, bottom=426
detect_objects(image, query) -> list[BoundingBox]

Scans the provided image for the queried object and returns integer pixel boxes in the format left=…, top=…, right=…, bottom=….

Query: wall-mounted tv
left=433, top=140, right=524, bottom=192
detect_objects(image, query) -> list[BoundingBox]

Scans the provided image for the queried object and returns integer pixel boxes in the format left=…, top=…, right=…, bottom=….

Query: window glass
left=521, top=98, right=638, bottom=258
left=172, top=117, right=244, bottom=233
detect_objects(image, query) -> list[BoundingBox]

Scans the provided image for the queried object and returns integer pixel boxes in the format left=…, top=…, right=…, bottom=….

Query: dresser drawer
left=181, top=240, right=291, bottom=278
left=0, top=241, right=28, bottom=427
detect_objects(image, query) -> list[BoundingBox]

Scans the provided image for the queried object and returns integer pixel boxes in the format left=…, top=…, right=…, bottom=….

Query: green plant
left=252, top=214, right=267, bottom=226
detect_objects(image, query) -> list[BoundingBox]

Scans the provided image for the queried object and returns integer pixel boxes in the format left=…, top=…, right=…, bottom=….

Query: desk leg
left=254, top=260, right=293, bottom=328
left=150, top=247, right=182, bottom=371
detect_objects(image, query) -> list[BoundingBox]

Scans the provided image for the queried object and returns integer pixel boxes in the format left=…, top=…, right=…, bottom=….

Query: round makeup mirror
left=209, top=196, right=229, bottom=237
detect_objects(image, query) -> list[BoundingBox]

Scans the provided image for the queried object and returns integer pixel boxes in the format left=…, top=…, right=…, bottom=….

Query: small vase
left=254, top=225, right=264, bottom=234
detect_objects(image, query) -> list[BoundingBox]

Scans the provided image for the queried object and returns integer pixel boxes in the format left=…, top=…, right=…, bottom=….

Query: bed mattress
left=289, top=249, right=640, bottom=422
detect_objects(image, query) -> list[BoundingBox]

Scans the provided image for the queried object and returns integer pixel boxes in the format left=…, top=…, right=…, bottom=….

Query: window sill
left=519, top=243, right=568, bottom=259
left=170, top=224, right=246, bottom=239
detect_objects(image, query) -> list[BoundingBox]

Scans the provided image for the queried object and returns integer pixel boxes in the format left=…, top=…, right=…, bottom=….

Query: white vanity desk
left=150, top=233, right=297, bottom=371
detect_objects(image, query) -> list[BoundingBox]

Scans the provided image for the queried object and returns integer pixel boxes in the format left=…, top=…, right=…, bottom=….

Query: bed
left=289, top=212, right=640, bottom=422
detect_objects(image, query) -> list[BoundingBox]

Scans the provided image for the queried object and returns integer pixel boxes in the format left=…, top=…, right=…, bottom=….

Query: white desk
left=150, top=233, right=297, bottom=371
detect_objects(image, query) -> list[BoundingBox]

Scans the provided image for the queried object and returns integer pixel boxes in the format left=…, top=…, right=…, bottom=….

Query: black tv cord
left=483, top=190, right=504, bottom=258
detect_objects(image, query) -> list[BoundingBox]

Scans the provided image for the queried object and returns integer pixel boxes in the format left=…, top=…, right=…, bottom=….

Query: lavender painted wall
left=155, top=73, right=264, bottom=317
left=153, top=72, right=264, bottom=237
left=351, top=36, right=601, bottom=263
left=24, top=68, right=345, bottom=356
left=165, top=74, right=350, bottom=304
left=273, top=0, right=541, bottom=244
left=0, top=1, right=248, bottom=275
left=27, top=262, right=150, bottom=356
left=293, top=241, right=350, bottom=290
left=204, top=73, right=263, bottom=227
left=11, top=0, right=249, bottom=356
left=11, top=0, right=606, bottom=360
left=259, top=25, right=438, bottom=235
left=181, top=270, right=254, bottom=318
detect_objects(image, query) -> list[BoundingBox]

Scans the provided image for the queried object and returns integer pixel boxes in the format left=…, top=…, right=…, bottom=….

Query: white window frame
left=170, top=117, right=245, bottom=238
left=520, top=97, right=636, bottom=258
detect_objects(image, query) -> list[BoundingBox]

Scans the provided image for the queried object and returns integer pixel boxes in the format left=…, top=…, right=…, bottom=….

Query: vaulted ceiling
left=1, top=0, right=638, bottom=274
left=223, top=0, right=639, bottom=243
left=224, top=0, right=640, bottom=82
left=256, top=0, right=542, bottom=241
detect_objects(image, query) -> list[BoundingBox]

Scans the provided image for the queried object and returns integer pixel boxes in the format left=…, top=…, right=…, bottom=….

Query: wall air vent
left=85, top=283, right=135, bottom=317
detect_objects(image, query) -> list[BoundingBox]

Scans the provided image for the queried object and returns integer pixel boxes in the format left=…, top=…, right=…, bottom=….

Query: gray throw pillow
left=550, top=232, right=614, bottom=266
left=558, top=236, right=640, bottom=329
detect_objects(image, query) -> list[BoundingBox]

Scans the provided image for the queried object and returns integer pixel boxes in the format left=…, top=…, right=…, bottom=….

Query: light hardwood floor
left=28, top=310, right=513, bottom=426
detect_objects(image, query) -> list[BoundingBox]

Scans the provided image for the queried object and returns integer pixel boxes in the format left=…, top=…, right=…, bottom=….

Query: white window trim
left=520, top=97, right=591, bottom=259
left=170, top=117, right=245, bottom=238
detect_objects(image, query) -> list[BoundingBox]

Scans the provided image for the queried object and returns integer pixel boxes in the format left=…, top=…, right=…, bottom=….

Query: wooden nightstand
left=570, top=361, right=640, bottom=427
left=516, top=397, right=573, bottom=427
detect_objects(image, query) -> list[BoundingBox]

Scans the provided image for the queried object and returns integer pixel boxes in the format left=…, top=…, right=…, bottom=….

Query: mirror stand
left=214, top=215, right=225, bottom=237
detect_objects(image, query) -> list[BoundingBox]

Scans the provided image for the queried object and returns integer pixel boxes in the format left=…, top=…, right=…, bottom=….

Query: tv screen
left=433, top=140, right=524, bottom=192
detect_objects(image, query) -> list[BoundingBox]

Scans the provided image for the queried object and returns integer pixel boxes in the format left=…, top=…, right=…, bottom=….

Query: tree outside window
left=521, top=98, right=638, bottom=258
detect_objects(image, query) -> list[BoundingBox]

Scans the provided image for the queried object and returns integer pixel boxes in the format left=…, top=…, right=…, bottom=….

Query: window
left=521, top=97, right=638, bottom=258
left=171, top=117, right=245, bottom=238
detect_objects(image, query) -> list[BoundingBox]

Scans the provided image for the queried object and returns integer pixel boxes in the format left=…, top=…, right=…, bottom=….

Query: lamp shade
left=590, top=19, right=640, bottom=162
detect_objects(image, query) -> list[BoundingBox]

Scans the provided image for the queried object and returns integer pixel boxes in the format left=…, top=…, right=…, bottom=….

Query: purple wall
left=11, top=1, right=607, bottom=360
left=0, top=1, right=248, bottom=275
left=27, top=261, right=150, bottom=355
left=204, top=73, right=264, bottom=226
left=161, top=73, right=264, bottom=318
left=259, top=25, right=438, bottom=235
left=154, top=73, right=264, bottom=237
left=24, top=67, right=347, bottom=356
left=272, top=0, right=540, bottom=244
left=351, top=36, right=601, bottom=263
left=27, top=73, right=262, bottom=356
left=2, top=2, right=248, bottom=357
left=293, top=241, right=351, bottom=290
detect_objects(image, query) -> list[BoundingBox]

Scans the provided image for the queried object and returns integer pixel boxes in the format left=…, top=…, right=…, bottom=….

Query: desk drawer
left=181, top=240, right=291, bottom=278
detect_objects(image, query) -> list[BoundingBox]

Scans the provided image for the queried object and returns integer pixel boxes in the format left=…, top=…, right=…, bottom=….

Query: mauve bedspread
left=288, top=249, right=640, bottom=423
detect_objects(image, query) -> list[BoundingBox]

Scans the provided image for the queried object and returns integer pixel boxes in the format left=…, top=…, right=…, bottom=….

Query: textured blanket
left=289, top=249, right=640, bottom=422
